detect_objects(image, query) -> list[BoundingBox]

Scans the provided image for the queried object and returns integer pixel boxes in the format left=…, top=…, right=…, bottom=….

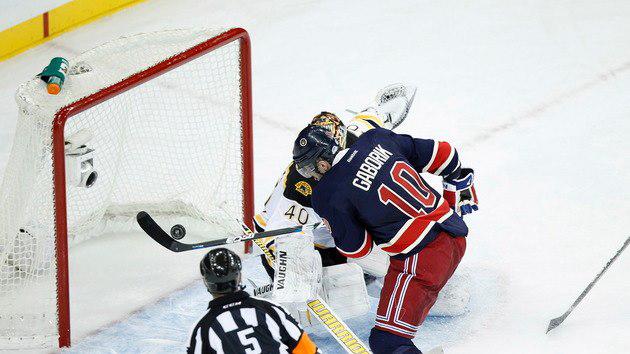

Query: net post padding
left=47, top=28, right=253, bottom=347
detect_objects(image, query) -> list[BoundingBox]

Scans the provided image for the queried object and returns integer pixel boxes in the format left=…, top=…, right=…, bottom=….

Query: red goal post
left=53, top=28, right=254, bottom=347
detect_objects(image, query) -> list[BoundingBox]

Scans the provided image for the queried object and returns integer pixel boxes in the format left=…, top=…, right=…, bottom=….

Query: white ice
left=1, top=0, right=629, bottom=353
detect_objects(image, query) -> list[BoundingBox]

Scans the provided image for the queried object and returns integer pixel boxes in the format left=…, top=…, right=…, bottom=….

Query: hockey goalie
left=250, top=84, right=471, bottom=333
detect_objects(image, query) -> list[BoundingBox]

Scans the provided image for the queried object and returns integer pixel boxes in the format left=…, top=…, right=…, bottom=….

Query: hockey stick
left=546, top=235, right=630, bottom=333
left=236, top=220, right=276, bottom=263
left=136, top=211, right=319, bottom=252
left=307, top=298, right=371, bottom=353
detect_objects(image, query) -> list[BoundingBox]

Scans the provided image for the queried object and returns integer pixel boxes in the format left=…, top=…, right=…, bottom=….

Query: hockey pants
left=374, top=231, right=466, bottom=338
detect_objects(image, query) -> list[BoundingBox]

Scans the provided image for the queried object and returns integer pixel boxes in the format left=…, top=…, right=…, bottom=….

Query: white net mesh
left=0, top=28, right=249, bottom=348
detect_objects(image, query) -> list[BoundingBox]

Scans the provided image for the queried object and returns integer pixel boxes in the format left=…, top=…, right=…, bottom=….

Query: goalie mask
left=200, top=248, right=243, bottom=294
left=293, top=125, right=340, bottom=179
left=311, top=111, right=347, bottom=149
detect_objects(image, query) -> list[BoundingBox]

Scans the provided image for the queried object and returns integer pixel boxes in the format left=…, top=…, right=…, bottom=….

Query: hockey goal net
left=0, top=28, right=253, bottom=348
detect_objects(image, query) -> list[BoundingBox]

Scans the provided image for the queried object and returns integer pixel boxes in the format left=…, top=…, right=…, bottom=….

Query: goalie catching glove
left=443, top=168, right=479, bottom=216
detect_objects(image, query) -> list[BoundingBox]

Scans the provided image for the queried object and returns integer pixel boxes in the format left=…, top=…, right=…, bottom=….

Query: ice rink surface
left=1, top=0, right=629, bottom=353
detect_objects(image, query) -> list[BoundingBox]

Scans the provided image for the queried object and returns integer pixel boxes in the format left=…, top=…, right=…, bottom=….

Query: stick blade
left=546, top=315, right=566, bottom=333
left=136, top=211, right=182, bottom=252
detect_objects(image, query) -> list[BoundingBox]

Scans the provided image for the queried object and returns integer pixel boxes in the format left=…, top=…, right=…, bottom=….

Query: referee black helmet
left=200, top=248, right=243, bottom=294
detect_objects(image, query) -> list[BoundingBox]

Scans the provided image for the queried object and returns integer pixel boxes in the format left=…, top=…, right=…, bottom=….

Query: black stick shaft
left=547, top=235, right=630, bottom=333
left=136, top=211, right=319, bottom=252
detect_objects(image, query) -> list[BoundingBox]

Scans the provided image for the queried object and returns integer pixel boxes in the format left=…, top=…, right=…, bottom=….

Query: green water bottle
left=39, top=57, right=69, bottom=95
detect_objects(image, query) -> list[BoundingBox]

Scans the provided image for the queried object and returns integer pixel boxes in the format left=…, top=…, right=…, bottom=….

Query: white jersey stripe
left=189, top=307, right=212, bottom=344
left=423, top=141, right=439, bottom=173
left=240, top=307, right=258, bottom=327
left=434, top=146, right=455, bottom=175
left=381, top=198, right=449, bottom=255
left=208, top=327, right=224, bottom=354
left=400, top=220, right=436, bottom=254
left=394, top=253, right=420, bottom=331
left=380, top=196, right=444, bottom=249
left=384, top=265, right=407, bottom=320
left=216, top=311, right=238, bottom=332
left=272, top=306, right=302, bottom=340
left=380, top=217, right=415, bottom=248
left=265, top=313, right=290, bottom=353
left=193, top=329, right=202, bottom=354
left=385, top=256, right=410, bottom=321
left=266, top=313, right=281, bottom=340
left=374, top=320, right=417, bottom=336
left=393, top=254, right=419, bottom=331
left=394, top=275, right=414, bottom=327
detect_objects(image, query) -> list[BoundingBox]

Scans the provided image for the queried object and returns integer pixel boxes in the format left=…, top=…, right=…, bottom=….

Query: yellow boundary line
left=0, top=0, right=146, bottom=62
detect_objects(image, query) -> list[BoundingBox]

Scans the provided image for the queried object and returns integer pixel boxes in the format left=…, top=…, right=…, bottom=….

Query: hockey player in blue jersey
left=292, top=125, right=478, bottom=353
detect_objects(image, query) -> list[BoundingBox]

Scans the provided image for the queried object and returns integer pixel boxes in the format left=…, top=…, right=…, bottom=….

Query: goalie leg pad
left=272, top=233, right=322, bottom=303
left=428, top=268, right=471, bottom=317
left=275, top=263, right=371, bottom=328
left=320, top=263, right=370, bottom=319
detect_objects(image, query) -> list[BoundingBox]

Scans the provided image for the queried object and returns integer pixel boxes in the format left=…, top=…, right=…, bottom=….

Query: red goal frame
left=50, top=28, right=254, bottom=347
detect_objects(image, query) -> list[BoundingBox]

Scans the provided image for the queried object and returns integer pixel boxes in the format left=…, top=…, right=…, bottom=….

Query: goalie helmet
left=200, top=248, right=243, bottom=294
left=293, top=125, right=340, bottom=179
left=311, top=111, right=347, bottom=149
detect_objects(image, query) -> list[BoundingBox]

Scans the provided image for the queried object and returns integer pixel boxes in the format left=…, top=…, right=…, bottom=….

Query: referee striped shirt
left=188, top=290, right=319, bottom=354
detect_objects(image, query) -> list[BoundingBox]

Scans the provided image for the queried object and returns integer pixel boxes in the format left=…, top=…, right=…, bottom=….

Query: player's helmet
left=200, top=248, right=243, bottom=294
left=293, top=125, right=340, bottom=178
left=311, top=112, right=347, bottom=148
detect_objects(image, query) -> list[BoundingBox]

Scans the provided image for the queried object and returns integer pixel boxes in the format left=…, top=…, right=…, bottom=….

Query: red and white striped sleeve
left=388, top=131, right=461, bottom=180
left=421, top=141, right=461, bottom=178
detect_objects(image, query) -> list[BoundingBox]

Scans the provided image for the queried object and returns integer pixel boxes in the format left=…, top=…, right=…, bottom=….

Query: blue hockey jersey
left=311, top=128, right=468, bottom=259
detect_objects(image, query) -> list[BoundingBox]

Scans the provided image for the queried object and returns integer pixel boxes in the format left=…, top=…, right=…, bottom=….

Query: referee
left=188, top=248, right=320, bottom=354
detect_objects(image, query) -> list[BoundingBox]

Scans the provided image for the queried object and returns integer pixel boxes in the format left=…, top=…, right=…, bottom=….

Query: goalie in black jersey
left=188, top=248, right=320, bottom=354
